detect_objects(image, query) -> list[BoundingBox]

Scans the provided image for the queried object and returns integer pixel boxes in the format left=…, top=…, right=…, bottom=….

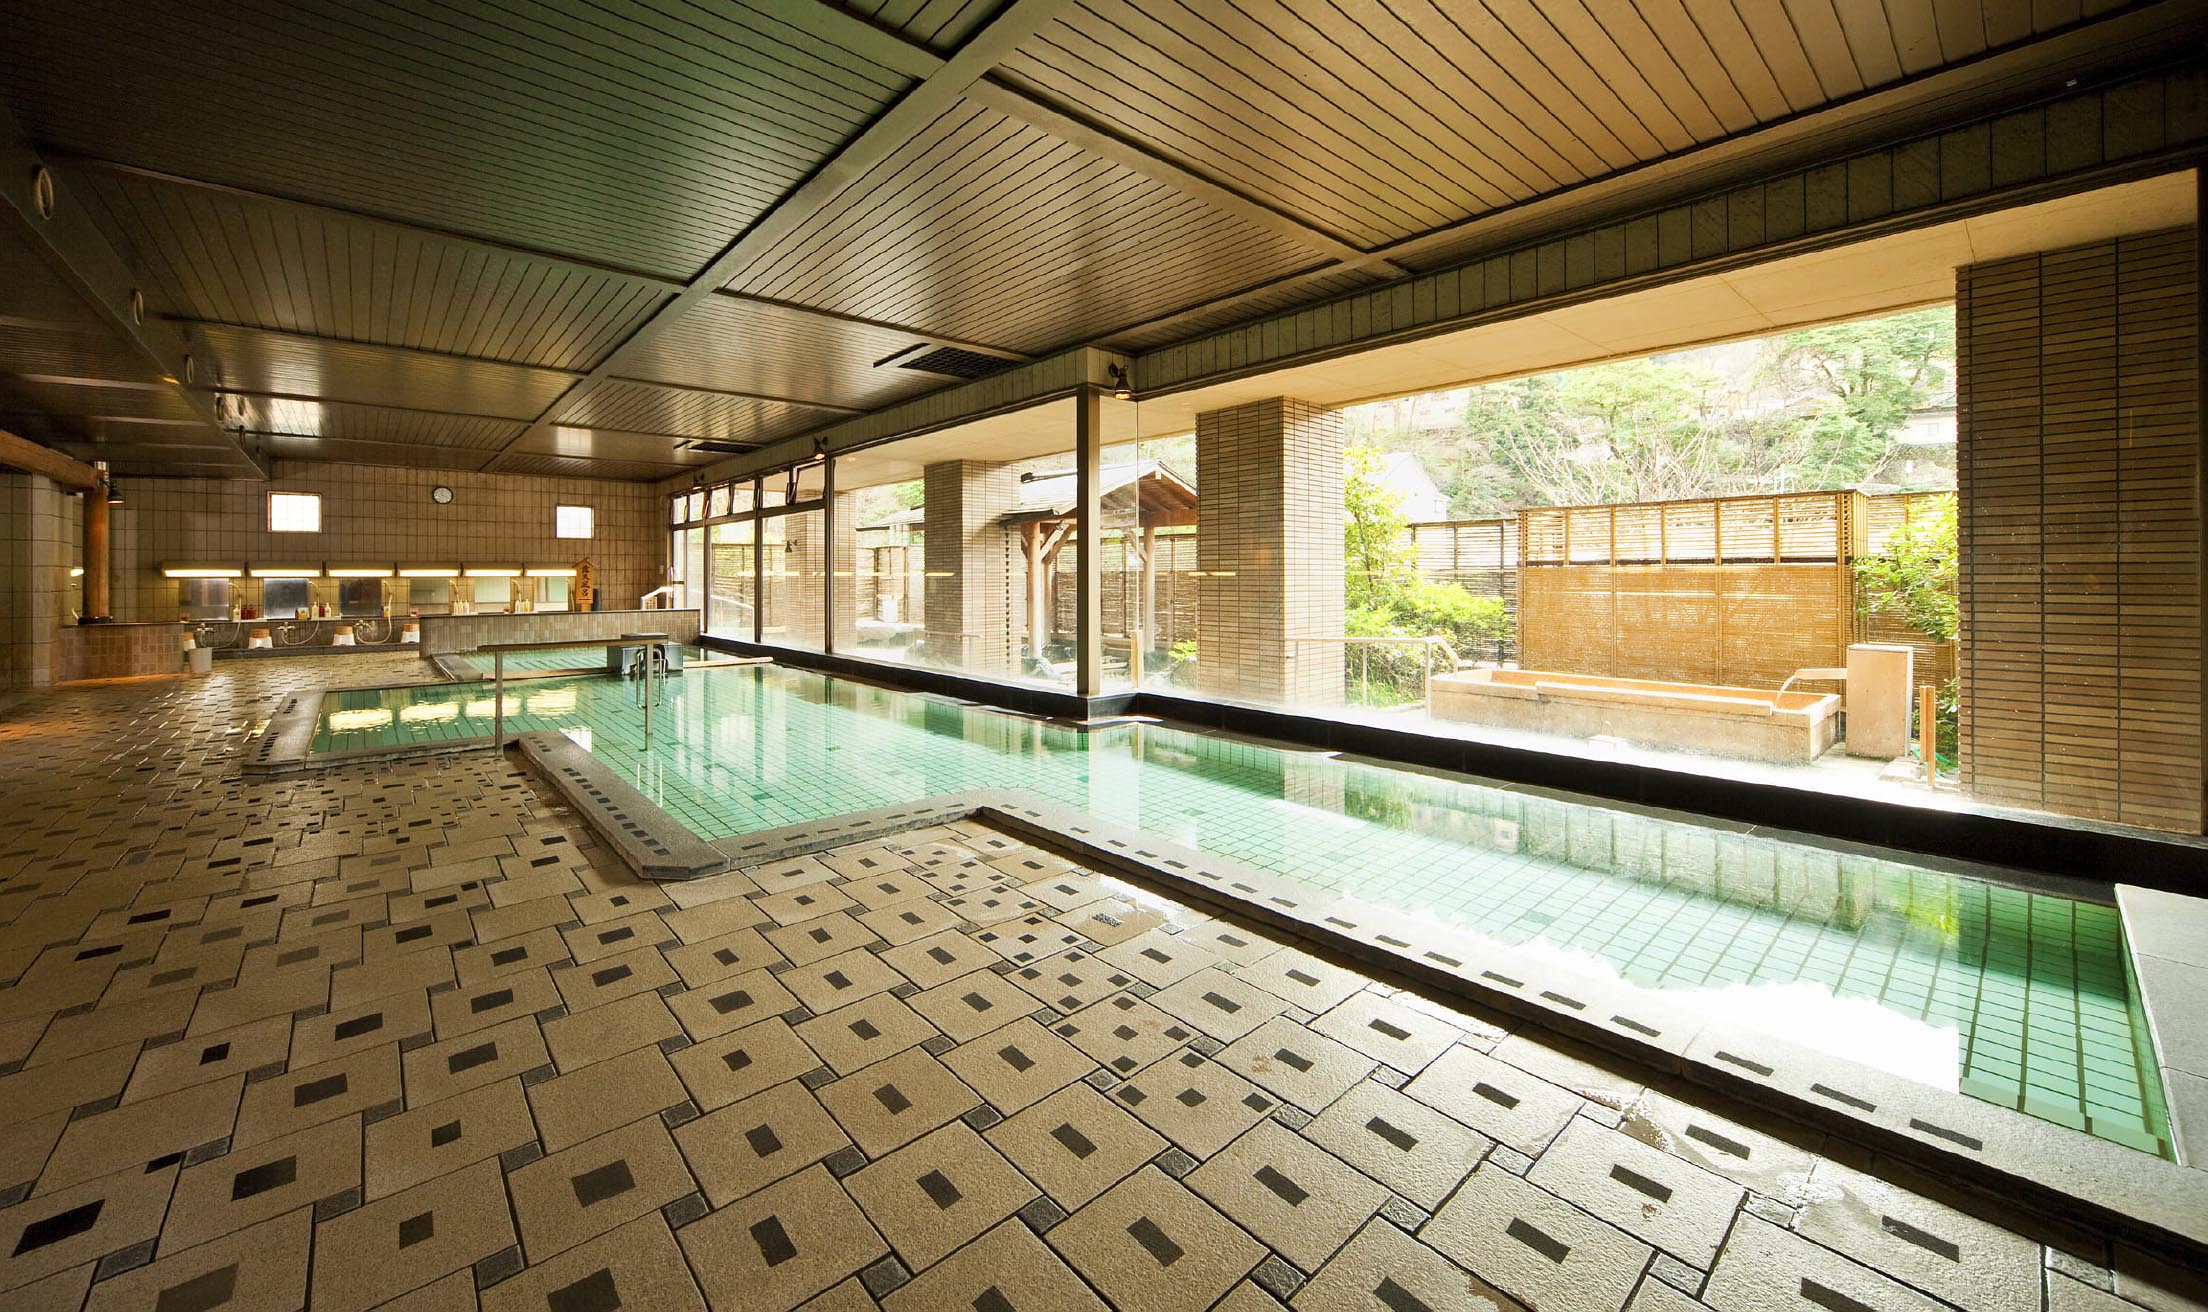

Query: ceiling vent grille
left=682, top=439, right=754, bottom=455
left=882, top=344, right=1021, bottom=380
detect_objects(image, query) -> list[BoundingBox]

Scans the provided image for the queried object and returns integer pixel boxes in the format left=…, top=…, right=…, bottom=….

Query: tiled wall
left=107, top=461, right=666, bottom=622
left=0, top=473, right=76, bottom=690
left=1196, top=397, right=1346, bottom=706
left=923, top=461, right=1020, bottom=673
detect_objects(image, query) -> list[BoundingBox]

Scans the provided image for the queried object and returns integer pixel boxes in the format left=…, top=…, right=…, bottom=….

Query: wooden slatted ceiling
left=0, top=0, right=910, bottom=279
left=500, top=452, right=699, bottom=481
left=620, top=295, right=945, bottom=411
left=183, top=323, right=575, bottom=420
left=68, top=169, right=669, bottom=374
left=257, top=434, right=494, bottom=471
left=550, top=380, right=824, bottom=448
left=230, top=397, right=523, bottom=452
left=722, top=100, right=1326, bottom=354
left=1100, top=266, right=1388, bottom=352
left=996, top=0, right=2147, bottom=250
left=838, top=0, right=1010, bottom=51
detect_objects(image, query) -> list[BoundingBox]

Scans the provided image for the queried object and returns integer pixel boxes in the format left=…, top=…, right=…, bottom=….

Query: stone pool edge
left=496, top=739, right=2208, bottom=1266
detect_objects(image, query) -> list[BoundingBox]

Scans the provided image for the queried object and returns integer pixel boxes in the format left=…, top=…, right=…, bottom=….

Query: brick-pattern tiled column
left=923, top=461, right=1019, bottom=673
left=0, top=472, right=73, bottom=690
left=1195, top=398, right=1345, bottom=705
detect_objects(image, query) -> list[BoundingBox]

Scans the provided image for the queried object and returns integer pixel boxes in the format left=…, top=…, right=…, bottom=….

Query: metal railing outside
left=1287, top=634, right=1463, bottom=708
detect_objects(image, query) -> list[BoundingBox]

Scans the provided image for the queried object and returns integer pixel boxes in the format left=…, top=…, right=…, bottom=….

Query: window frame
left=555, top=504, right=595, bottom=539
left=267, top=491, right=322, bottom=533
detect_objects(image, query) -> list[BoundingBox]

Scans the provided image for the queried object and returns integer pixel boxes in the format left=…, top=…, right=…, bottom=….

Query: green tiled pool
left=312, top=662, right=2171, bottom=1156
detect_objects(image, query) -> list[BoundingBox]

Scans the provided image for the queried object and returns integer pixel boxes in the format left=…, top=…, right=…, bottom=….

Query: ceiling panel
left=500, top=452, right=695, bottom=482
left=836, top=0, right=1010, bottom=52
left=551, top=379, right=826, bottom=448
left=0, top=0, right=912, bottom=279
left=231, top=397, right=523, bottom=451
left=724, top=99, right=1327, bottom=352
left=259, top=433, right=490, bottom=470
left=620, top=294, right=956, bottom=409
left=518, top=426, right=732, bottom=466
left=182, top=322, right=576, bottom=419
left=1100, top=266, right=1388, bottom=351
left=995, top=0, right=2151, bottom=251
left=69, top=167, right=670, bottom=372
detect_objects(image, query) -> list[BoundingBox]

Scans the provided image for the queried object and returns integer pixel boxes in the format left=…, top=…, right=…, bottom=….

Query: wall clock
left=431, top=485, right=454, bottom=504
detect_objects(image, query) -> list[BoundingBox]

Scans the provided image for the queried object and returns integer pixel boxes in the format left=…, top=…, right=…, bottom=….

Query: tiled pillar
left=1195, top=397, right=1346, bottom=706
left=923, top=461, right=1019, bottom=674
left=0, top=473, right=73, bottom=690
left=827, top=491, right=859, bottom=651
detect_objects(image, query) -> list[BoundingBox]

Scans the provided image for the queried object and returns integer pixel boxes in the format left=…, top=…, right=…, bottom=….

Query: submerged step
left=513, top=730, right=726, bottom=881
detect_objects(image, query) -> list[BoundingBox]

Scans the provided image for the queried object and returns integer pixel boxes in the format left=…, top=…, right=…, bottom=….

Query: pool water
left=312, top=662, right=2172, bottom=1156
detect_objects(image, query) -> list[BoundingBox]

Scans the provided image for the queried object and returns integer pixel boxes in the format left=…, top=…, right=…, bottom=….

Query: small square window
left=555, top=505, right=594, bottom=539
left=268, top=492, right=321, bottom=533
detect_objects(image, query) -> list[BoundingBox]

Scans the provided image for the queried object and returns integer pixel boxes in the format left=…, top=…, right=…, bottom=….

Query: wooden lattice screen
left=1516, top=493, right=1859, bottom=689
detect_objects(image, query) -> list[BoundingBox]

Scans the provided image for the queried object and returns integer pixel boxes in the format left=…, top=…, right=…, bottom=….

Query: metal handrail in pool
left=477, top=634, right=677, bottom=749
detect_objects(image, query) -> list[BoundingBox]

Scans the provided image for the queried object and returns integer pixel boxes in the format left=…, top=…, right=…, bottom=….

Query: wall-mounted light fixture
left=327, top=565, right=394, bottom=578
left=525, top=567, right=578, bottom=578
left=1107, top=364, right=1133, bottom=401
left=463, top=567, right=521, bottom=578
left=248, top=566, right=323, bottom=578
left=398, top=567, right=460, bottom=579
left=160, top=564, right=242, bottom=579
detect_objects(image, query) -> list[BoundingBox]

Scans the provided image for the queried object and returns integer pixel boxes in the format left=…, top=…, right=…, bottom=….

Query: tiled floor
left=0, top=658, right=2200, bottom=1311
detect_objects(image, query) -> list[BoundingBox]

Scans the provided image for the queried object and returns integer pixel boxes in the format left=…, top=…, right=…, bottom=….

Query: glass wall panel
left=707, top=520, right=756, bottom=638
left=762, top=509, right=825, bottom=650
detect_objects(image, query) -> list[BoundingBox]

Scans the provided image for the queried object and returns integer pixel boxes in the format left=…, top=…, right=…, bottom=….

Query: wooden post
left=1074, top=388, right=1103, bottom=697
left=83, top=462, right=110, bottom=622
left=1921, top=683, right=1938, bottom=785
left=1139, top=524, right=1158, bottom=658
left=1712, top=500, right=1726, bottom=684
left=821, top=456, right=837, bottom=654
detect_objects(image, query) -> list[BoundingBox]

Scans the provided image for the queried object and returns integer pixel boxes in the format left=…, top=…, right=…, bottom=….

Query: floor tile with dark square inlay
left=427, top=965, right=563, bottom=1043
left=1110, top=1050, right=1278, bottom=1158
left=678, top=1164, right=887, bottom=1312
left=1046, top=1166, right=1263, bottom=1312
left=1302, top=1082, right=1493, bottom=1210
left=551, top=945, right=678, bottom=1013
left=309, top=1156, right=515, bottom=1312
left=0, top=1161, right=177, bottom=1294
left=478, top=1212, right=704, bottom=1312
left=908, top=970, right=1045, bottom=1044
left=1096, top=930, right=1222, bottom=989
left=1189, top=1119, right=1389, bottom=1272
left=1005, top=949, right=1141, bottom=1014
left=941, top=1016, right=1097, bottom=1115
left=669, top=1016, right=824, bottom=1112
left=1400, top=1045, right=1581, bottom=1157
left=780, top=948, right=908, bottom=1015
left=1525, top=1118, right=1744, bottom=1269
left=844, top=1120, right=1038, bottom=1270
left=1290, top=1216, right=1526, bottom=1312
left=529, top=1045, right=691, bottom=1153
left=162, top=1113, right=360, bottom=1253
left=1421, top=1164, right=1651, bottom=1312
left=879, top=931, right=1004, bottom=991
left=506, top=1115, right=697, bottom=1262
left=816, top=1047, right=980, bottom=1157
left=855, top=897, right=965, bottom=946
left=881, top=1217, right=1108, bottom=1312
left=986, top=1081, right=1168, bottom=1211
left=402, top=1014, right=551, bottom=1106
left=794, top=993, right=938, bottom=1076
left=1149, top=968, right=1293, bottom=1044
left=87, top=1206, right=312, bottom=1312
left=364, top=1074, right=538, bottom=1201
left=1215, top=1016, right=1376, bottom=1112
left=541, top=990, right=684, bottom=1073
left=666, top=967, right=800, bottom=1042
left=38, top=1073, right=245, bottom=1194
left=1311, top=992, right=1463, bottom=1075
left=675, top=1078, right=852, bottom=1206
left=1052, top=993, right=1197, bottom=1077
left=762, top=912, right=878, bottom=968
left=233, top=1044, right=402, bottom=1148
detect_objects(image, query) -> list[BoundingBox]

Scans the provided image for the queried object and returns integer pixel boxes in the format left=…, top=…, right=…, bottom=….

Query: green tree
left=1853, top=493, right=1957, bottom=642
left=1345, top=446, right=1413, bottom=608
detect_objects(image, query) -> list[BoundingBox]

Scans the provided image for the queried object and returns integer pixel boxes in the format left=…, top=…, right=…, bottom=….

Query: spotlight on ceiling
left=1107, top=364, right=1133, bottom=401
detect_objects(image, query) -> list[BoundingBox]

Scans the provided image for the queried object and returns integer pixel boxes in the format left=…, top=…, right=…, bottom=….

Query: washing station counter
left=1431, top=668, right=1841, bottom=763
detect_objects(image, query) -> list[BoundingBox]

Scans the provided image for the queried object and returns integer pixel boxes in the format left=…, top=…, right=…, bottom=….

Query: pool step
left=512, top=730, right=728, bottom=881
left=241, top=694, right=320, bottom=774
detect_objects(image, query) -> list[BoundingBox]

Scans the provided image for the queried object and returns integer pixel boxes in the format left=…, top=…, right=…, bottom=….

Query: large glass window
left=555, top=505, right=594, bottom=539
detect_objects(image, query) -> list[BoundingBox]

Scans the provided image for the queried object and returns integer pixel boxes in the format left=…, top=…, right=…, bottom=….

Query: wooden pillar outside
left=1139, top=524, right=1159, bottom=654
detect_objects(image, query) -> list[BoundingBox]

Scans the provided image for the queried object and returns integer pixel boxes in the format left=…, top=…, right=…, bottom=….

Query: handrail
left=488, top=632, right=675, bottom=748
left=1286, top=634, right=1463, bottom=707
left=478, top=635, right=672, bottom=653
